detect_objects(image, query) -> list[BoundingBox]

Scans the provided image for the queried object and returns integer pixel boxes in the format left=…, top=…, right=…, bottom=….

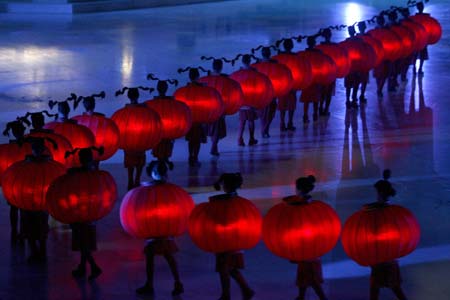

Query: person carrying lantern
left=235, top=55, right=259, bottom=147
left=288, top=176, right=328, bottom=300
left=355, top=22, right=371, bottom=104
left=114, top=86, right=156, bottom=189
left=134, top=161, right=185, bottom=296
left=210, top=173, right=255, bottom=300
left=365, top=170, right=408, bottom=300
left=414, top=1, right=428, bottom=76
left=276, top=38, right=298, bottom=131
left=319, top=28, right=338, bottom=116
left=372, top=14, right=394, bottom=97
left=300, top=37, right=323, bottom=123
left=68, top=147, right=105, bottom=280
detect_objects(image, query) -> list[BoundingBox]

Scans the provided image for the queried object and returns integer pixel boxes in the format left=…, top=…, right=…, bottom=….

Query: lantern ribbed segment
left=251, top=61, right=294, bottom=98
left=272, top=53, right=313, bottom=90
left=198, top=75, right=244, bottom=115
left=230, top=69, right=274, bottom=109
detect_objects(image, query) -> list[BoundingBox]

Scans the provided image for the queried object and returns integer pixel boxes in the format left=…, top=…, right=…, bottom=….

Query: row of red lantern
left=120, top=183, right=420, bottom=267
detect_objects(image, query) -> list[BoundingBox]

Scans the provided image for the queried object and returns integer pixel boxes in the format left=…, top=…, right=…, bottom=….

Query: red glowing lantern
left=401, top=19, right=428, bottom=52
left=111, top=104, right=162, bottom=151
left=357, top=35, right=385, bottom=67
left=263, top=196, right=341, bottom=261
left=46, top=168, right=117, bottom=224
left=229, top=69, right=274, bottom=109
left=72, top=113, right=120, bottom=161
left=44, top=120, right=95, bottom=152
left=367, top=28, right=403, bottom=61
left=198, top=75, right=244, bottom=115
left=389, top=25, right=416, bottom=58
left=341, top=204, right=420, bottom=266
left=410, top=14, right=442, bottom=45
left=120, top=182, right=195, bottom=239
left=315, top=43, right=351, bottom=78
left=188, top=195, right=262, bottom=253
left=297, top=50, right=337, bottom=85
left=26, top=131, right=73, bottom=168
left=145, top=97, right=192, bottom=139
left=251, top=61, right=294, bottom=98
left=174, top=83, right=224, bottom=123
left=272, top=53, right=313, bottom=90
left=339, top=38, right=377, bottom=72
left=2, top=156, right=65, bottom=211
left=0, top=142, right=32, bottom=186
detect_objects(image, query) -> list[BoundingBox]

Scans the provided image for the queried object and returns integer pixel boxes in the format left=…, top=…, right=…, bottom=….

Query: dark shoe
left=88, top=266, right=102, bottom=280
left=287, top=123, right=296, bottom=131
left=210, top=150, right=220, bottom=156
left=351, top=101, right=359, bottom=109
left=243, top=289, right=255, bottom=300
left=72, top=266, right=86, bottom=278
left=248, top=139, right=258, bottom=146
left=218, top=294, right=230, bottom=300
left=313, top=113, right=318, bottom=122
left=345, top=101, right=352, bottom=109
left=136, top=285, right=154, bottom=295
left=238, top=138, right=245, bottom=146
left=303, top=115, right=309, bottom=124
left=172, top=281, right=184, bottom=296
left=377, top=90, right=383, bottom=98
left=359, top=96, right=367, bottom=103
left=280, top=124, right=287, bottom=132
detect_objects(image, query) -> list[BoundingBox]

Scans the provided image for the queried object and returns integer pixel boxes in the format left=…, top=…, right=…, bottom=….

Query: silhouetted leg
left=370, top=284, right=380, bottom=300
left=288, top=110, right=295, bottom=130
left=280, top=110, right=287, bottom=131
left=313, top=102, right=319, bottom=121
left=418, top=59, right=424, bottom=74
left=230, top=269, right=254, bottom=299
left=391, top=286, right=408, bottom=300
left=10, top=205, right=18, bottom=241
left=303, top=103, right=309, bottom=123
left=136, top=252, right=154, bottom=294
left=248, top=121, right=257, bottom=145
left=238, top=119, right=246, bottom=146
left=164, top=254, right=184, bottom=295
left=134, top=166, right=143, bottom=187
left=218, top=271, right=231, bottom=300
left=296, top=287, right=307, bottom=300
left=127, top=168, right=134, bottom=190
left=210, top=135, right=219, bottom=155
left=312, top=283, right=328, bottom=300
left=39, top=238, right=47, bottom=260
left=85, top=251, right=101, bottom=279
left=360, top=82, right=367, bottom=101
left=72, top=251, right=87, bottom=277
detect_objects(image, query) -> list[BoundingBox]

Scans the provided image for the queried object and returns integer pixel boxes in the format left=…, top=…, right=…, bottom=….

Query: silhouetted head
left=374, top=169, right=396, bottom=202
left=242, top=54, right=252, bottom=66
left=376, top=15, right=385, bottom=27
left=30, top=113, right=45, bottom=129
left=127, top=88, right=139, bottom=102
left=306, top=36, right=316, bottom=48
left=283, top=39, right=294, bottom=52
left=295, top=175, right=316, bottom=195
left=78, top=148, right=94, bottom=166
left=322, top=28, right=332, bottom=42
left=157, top=81, right=169, bottom=96
left=31, top=138, right=46, bottom=157
left=214, top=173, right=243, bottom=194
left=58, top=102, right=70, bottom=117
left=212, top=59, right=223, bottom=73
left=261, top=47, right=271, bottom=59
left=357, top=21, right=367, bottom=34
left=348, top=25, right=356, bottom=37
left=417, top=1, right=424, bottom=13
left=146, top=160, right=168, bottom=182
left=3, top=120, right=27, bottom=139
left=189, top=68, right=200, bottom=82
left=82, top=97, right=95, bottom=112
left=400, top=8, right=410, bottom=18
left=388, top=11, right=398, bottom=23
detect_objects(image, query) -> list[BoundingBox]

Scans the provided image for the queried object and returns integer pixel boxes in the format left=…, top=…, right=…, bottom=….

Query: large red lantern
left=263, top=196, right=341, bottom=261
left=357, top=34, right=385, bottom=67
left=401, top=19, right=428, bottom=52
left=2, top=155, right=65, bottom=211
left=342, top=204, right=420, bottom=266
left=339, top=38, right=377, bottom=72
left=188, top=195, right=262, bottom=253
left=0, top=142, right=32, bottom=186
left=229, top=69, right=274, bottom=109
left=367, top=28, right=403, bottom=61
left=272, top=53, right=313, bottom=90
left=46, top=167, right=117, bottom=224
left=72, top=113, right=120, bottom=161
left=44, top=120, right=95, bottom=152
left=410, top=14, right=442, bottom=45
left=198, top=75, right=244, bottom=115
left=145, top=97, right=192, bottom=139
left=111, top=104, right=162, bottom=151
left=120, top=182, right=195, bottom=239
left=297, top=50, right=337, bottom=85
left=26, top=131, right=73, bottom=168
left=174, top=83, right=224, bottom=123
left=315, top=43, right=351, bottom=78
left=389, top=25, right=416, bottom=58
left=251, top=61, right=294, bottom=98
